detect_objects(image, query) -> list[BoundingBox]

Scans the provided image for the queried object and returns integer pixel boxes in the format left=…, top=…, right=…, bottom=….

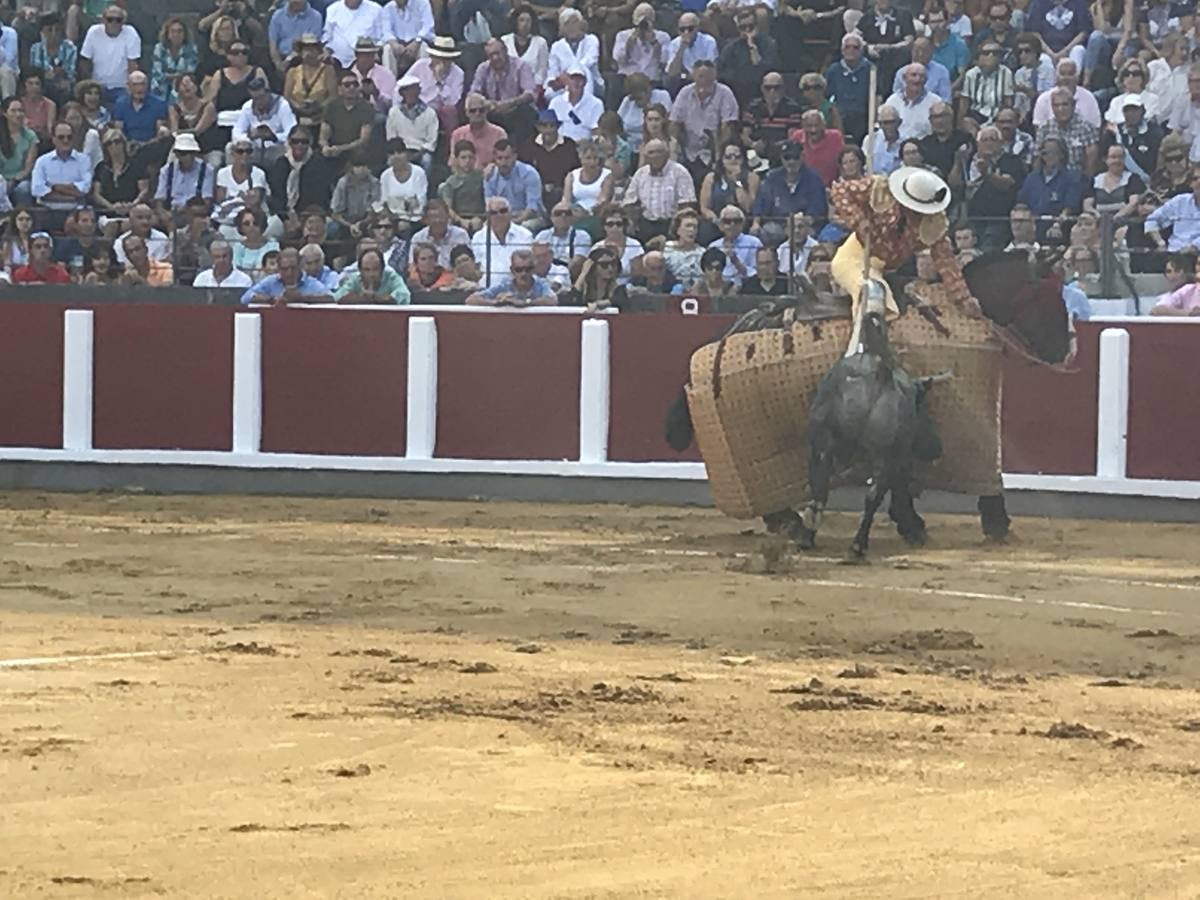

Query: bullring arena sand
left=2, top=492, right=1200, bottom=899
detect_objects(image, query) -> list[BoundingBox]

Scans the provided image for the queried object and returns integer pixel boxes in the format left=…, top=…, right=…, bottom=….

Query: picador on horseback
left=665, top=163, right=1072, bottom=552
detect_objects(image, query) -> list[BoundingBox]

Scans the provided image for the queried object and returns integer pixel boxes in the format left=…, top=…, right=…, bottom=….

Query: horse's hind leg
left=796, top=437, right=834, bottom=550
left=889, top=469, right=927, bottom=546
left=849, top=467, right=891, bottom=559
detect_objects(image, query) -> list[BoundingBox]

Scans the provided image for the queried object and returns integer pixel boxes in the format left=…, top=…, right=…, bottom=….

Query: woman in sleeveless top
left=203, top=40, right=266, bottom=152
left=699, top=144, right=759, bottom=244
left=563, top=139, right=613, bottom=241
left=170, top=74, right=222, bottom=163
left=283, top=35, right=336, bottom=124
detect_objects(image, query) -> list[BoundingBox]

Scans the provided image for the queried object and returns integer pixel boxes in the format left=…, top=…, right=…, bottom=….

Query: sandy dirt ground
left=2, top=491, right=1200, bottom=899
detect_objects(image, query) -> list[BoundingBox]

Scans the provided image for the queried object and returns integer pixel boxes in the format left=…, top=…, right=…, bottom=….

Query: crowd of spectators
left=0, top=0, right=1194, bottom=306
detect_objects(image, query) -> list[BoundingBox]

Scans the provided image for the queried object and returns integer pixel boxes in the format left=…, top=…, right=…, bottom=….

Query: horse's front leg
left=849, top=465, right=891, bottom=559
left=796, top=437, right=834, bottom=550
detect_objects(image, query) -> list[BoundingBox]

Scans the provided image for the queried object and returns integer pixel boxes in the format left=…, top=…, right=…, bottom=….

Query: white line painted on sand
left=796, top=579, right=1181, bottom=618
left=0, top=649, right=186, bottom=669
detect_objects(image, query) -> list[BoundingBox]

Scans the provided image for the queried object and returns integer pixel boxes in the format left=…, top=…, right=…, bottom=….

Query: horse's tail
left=664, top=386, right=694, bottom=451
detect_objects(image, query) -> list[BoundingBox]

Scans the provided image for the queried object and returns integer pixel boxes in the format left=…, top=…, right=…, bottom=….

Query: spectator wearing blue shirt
left=1145, top=169, right=1200, bottom=253
left=708, top=205, right=763, bottom=288
left=484, top=139, right=545, bottom=231
left=1025, top=0, right=1105, bottom=81
left=31, top=121, right=93, bottom=217
left=664, top=12, right=718, bottom=93
left=891, top=39, right=952, bottom=103
left=269, top=0, right=325, bottom=73
left=751, top=141, right=828, bottom=246
left=153, top=133, right=217, bottom=218
left=927, top=11, right=969, bottom=80
left=1016, top=137, right=1083, bottom=240
left=825, top=33, right=875, bottom=142
left=30, top=14, right=77, bottom=107
left=241, top=247, right=333, bottom=304
left=465, top=249, right=558, bottom=306
left=111, top=71, right=168, bottom=144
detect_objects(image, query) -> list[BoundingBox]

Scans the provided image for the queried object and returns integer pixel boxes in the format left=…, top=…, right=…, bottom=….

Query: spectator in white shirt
left=381, top=0, right=435, bottom=75
left=884, top=64, right=938, bottom=140
left=323, top=0, right=385, bottom=68
left=79, top=5, right=142, bottom=102
left=470, top=196, right=534, bottom=287
left=0, top=18, right=16, bottom=100
left=546, top=8, right=603, bottom=99
left=503, top=6, right=550, bottom=85
left=613, top=4, right=670, bottom=83
left=232, top=78, right=298, bottom=165
left=548, top=66, right=603, bottom=142
left=192, top=240, right=253, bottom=288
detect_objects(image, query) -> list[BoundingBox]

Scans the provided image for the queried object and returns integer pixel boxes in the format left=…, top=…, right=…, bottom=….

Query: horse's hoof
left=841, top=546, right=868, bottom=564
left=792, top=524, right=816, bottom=550
left=900, top=526, right=928, bottom=548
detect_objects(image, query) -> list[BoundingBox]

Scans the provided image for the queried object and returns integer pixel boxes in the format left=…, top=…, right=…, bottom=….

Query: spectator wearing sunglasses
left=267, top=125, right=336, bottom=222
left=664, top=12, right=717, bottom=94
left=708, top=204, right=761, bottom=288
left=465, top=248, right=557, bottom=306
left=470, top=196, right=534, bottom=288
left=1106, top=62, right=1162, bottom=126
left=79, top=5, right=142, bottom=104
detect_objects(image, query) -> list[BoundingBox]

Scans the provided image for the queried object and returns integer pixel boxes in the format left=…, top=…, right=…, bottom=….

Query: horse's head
left=963, top=251, right=1072, bottom=364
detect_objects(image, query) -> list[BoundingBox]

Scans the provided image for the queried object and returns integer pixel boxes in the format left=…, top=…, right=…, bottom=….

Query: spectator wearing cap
left=891, top=37, right=952, bottom=104
left=614, top=4, right=670, bottom=86
left=546, top=8, right=603, bottom=100
left=386, top=75, right=437, bottom=170
left=1038, top=88, right=1099, bottom=173
left=465, top=248, right=556, bottom=306
left=548, top=66, right=603, bottom=143
left=864, top=105, right=904, bottom=175
left=707, top=204, right=761, bottom=287
left=717, top=8, right=778, bottom=106
left=957, top=41, right=1016, bottom=126
left=79, top=5, right=141, bottom=103
left=380, top=138, right=427, bottom=227
left=154, top=133, right=217, bottom=222
left=1146, top=168, right=1200, bottom=252
left=241, top=246, right=332, bottom=304
left=751, top=140, right=828, bottom=245
left=471, top=196, right=535, bottom=288
left=323, top=0, right=385, bottom=69
left=234, top=78, right=298, bottom=165
left=472, top=38, right=538, bottom=146
left=32, top=121, right=92, bottom=217
left=112, top=71, right=168, bottom=146
left=31, top=13, right=78, bottom=107
left=623, top=138, right=697, bottom=244
left=451, top=93, right=507, bottom=169
left=269, top=0, right=324, bottom=72
left=825, top=33, right=875, bottom=145
left=1101, top=94, right=1163, bottom=183
left=405, top=36, right=464, bottom=136
left=664, top=13, right=716, bottom=92
left=884, top=63, right=937, bottom=141
left=330, top=151, right=380, bottom=239
left=320, top=72, right=374, bottom=174
left=519, top=108, right=579, bottom=211
left=484, top=138, right=545, bottom=232
left=793, top=109, right=845, bottom=187
left=193, top=239, right=253, bottom=288
left=348, top=36, right=397, bottom=114
left=670, top=60, right=739, bottom=178
left=11, top=232, right=71, bottom=284
left=407, top=198, right=471, bottom=268
left=920, top=102, right=972, bottom=181
left=381, top=0, right=435, bottom=75
left=743, top=71, right=803, bottom=168
left=267, top=126, right=336, bottom=224
left=1032, top=59, right=1100, bottom=128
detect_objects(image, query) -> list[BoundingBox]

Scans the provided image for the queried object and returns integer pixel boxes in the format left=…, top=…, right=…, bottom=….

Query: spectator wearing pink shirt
left=1150, top=252, right=1200, bottom=316
left=403, top=36, right=464, bottom=134
left=347, top=37, right=395, bottom=113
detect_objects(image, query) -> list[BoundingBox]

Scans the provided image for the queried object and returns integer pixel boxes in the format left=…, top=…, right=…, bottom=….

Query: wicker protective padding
left=686, top=301, right=1004, bottom=519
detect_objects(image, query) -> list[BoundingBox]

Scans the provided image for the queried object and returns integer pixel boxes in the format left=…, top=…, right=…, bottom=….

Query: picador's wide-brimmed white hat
left=888, top=166, right=951, bottom=214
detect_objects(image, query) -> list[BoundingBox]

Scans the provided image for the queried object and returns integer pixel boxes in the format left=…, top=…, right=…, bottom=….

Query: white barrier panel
left=1095, top=328, right=1130, bottom=480
left=232, top=313, right=263, bottom=455
left=62, top=309, right=94, bottom=451
left=406, top=317, right=438, bottom=460
left=578, top=319, right=610, bottom=464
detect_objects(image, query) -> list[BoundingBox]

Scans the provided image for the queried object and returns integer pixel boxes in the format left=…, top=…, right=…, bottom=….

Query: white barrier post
left=406, top=316, right=438, bottom=460
left=62, top=309, right=94, bottom=451
left=232, top=312, right=263, bottom=455
left=1095, top=327, right=1130, bottom=480
left=578, top=318, right=611, bottom=464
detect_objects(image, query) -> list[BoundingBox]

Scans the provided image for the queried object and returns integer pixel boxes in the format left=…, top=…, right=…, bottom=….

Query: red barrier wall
left=608, top=314, right=736, bottom=462
left=434, top=313, right=581, bottom=460
left=261, top=309, right=408, bottom=456
left=0, top=303, right=64, bottom=448
left=1000, top=324, right=1099, bottom=476
left=93, top=305, right=234, bottom=451
left=1126, top=324, right=1200, bottom=481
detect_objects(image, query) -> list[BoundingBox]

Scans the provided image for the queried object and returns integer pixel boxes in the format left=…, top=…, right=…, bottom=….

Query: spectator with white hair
left=670, top=60, right=739, bottom=179
left=613, top=4, right=670, bottom=84
left=465, top=247, right=557, bottom=305
left=470, top=196, right=534, bottom=288
left=950, top=124, right=1026, bottom=251
left=665, top=12, right=717, bottom=93
left=957, top=40, right=1016, bottom=126
left=883, top=63, right=937, bottom=140
left=192, top=239, right=253, bottom=288
left=546, top=9, right=603, bottom=99
left=892, top=36, right=952, bottom=103
left=825, top=32, right=874, bottom=144
left=1037, top=87, right=1100, bottom=173
left=864, top=105, right=905, bottom=174
left=624, top=138, right=697, bottom=244
left=298, top=242, right=340, bottom=290
left=1032, top=59, right=1100, bottom=128
left=79, top=5, right=141, bottom=104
